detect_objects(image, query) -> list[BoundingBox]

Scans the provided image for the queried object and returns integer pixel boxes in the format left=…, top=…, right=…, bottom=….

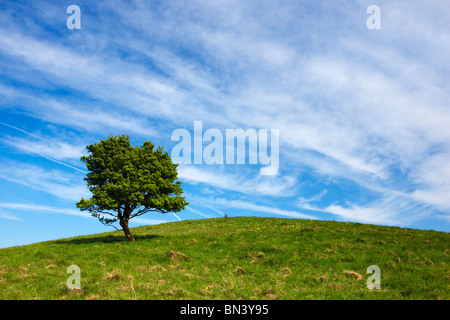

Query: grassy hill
left=0, top=216, right=448, bottom=300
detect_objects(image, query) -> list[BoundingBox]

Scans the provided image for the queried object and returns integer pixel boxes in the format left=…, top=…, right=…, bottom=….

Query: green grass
left=0, top=217, right=448, bottom=300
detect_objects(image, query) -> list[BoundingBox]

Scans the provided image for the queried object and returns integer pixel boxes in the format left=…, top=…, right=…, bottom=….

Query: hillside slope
left=0, top=217, right=448, bottom=300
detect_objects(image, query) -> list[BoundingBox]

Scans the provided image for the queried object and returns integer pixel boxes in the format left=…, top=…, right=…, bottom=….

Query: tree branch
left=97, top=210, right=119, bottom=218
left=130, top=207, right=166, bottom=218
left=110, top=225, right=122, bottom=232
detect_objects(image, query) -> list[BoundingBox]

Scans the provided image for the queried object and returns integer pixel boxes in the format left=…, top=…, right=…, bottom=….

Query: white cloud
left=0, top=211, right=22, bottom=221
left=178, top=165, right=297, bottom=197
left=408, top=153, right=450, bottom=212
left=0, top=203, right=90, bottom=218
left=0, top=163, right=88, bottom=201
left=1, top=136, right=85, bottom=160
left=186, top=205, right=217, bottom=219
left=298, top=190, right=328, bottom=206
left=0, top=203, right=172, bottom=226
left=304, top=192, right=437, bottom=227
left=130, top=218, right=171, bottom=225
left=209, top=197, right=318, bottom=220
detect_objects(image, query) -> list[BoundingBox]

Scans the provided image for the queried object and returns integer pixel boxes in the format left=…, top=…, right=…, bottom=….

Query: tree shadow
left=53, top=234, right=162, bottom=245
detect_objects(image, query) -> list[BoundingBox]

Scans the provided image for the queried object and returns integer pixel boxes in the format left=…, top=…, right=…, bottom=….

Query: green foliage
left=76, top=135, right=188, bottom=232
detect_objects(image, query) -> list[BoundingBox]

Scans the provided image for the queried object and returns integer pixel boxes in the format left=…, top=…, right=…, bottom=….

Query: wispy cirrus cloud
left=0, top=211, right=22, bottom=221
left=205, top=197, right=317, bottom=220
left=306, top=195, right=436, bottom=227
left=178, top=165, right=298, bottom=197
left=0, top=121, right=88, bottom=172
left=0, top=203, right=90, bottom=218
left=0, top=203, right=172, bottom=226
left=0, top=162, right=88, bottom=202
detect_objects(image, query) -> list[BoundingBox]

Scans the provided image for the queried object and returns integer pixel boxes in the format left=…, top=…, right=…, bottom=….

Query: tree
left=76, top=135, right=188, bottom=241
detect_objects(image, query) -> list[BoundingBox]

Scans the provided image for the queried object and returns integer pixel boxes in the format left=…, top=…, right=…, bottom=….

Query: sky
left=0, top=0, right=449, bottom=248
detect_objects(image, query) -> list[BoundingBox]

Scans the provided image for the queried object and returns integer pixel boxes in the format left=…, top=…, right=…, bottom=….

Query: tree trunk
left=120, top=219, right=135, bottom=242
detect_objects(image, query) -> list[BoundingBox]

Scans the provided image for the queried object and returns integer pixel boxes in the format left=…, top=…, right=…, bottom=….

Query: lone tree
left=76, top=134, right=188, bottom=241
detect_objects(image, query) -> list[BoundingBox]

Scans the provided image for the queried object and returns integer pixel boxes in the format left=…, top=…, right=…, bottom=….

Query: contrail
left=172, top=212, right=182, bottom=221
left=0, top=121, right=49, bottom=141
left=0, top=122, right=88, bottom=173
left=34, top=149, right=88, bottom=173
left=186, top=206, right=213, bottom=219
left=196, top=200, right=226, bottom=217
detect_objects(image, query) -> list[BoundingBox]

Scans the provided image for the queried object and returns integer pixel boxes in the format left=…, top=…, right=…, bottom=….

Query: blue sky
left=0, top=0, right=449, bottom=248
